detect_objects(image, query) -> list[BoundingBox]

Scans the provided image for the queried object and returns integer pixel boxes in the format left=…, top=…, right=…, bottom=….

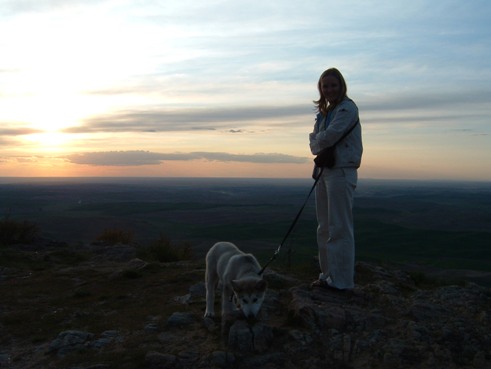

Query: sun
left=21, top=111, right=77, bottom=152
left=2, top=7, right=160, bottom=143
left=6, top=91, right=83, bottom=152
left=26, top=131, right=73, bottom=152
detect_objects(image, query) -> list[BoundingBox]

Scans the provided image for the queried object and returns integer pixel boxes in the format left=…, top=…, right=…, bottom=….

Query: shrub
left=95, top=228, right=134, bottom=245
left=141, top=234, right=193, bottom=262
left=0, top=217, right=39, bottom=245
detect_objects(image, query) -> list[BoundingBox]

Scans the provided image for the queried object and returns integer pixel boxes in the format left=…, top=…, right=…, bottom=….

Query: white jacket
left=309, top=97, right=363, bottom=168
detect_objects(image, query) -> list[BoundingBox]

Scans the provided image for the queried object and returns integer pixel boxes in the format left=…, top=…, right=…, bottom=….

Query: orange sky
left=1, top=1, right=490, bottom=181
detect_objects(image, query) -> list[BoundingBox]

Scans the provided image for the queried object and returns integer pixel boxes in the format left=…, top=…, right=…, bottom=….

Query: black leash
left=258, top=167, right=324, bottom=275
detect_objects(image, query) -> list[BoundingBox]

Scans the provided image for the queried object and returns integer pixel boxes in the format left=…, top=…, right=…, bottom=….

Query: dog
left=204, top=241, right=267, bottom=319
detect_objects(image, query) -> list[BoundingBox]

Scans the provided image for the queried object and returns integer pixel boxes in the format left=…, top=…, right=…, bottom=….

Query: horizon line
left=0, top=176, right=490, bottom=185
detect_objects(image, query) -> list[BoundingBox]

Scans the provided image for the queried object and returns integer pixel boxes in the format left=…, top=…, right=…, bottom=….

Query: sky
left=1, top=0, right=490, bottom=181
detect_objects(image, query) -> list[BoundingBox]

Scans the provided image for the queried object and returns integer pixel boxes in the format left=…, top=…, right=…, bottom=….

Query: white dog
left=204, top=241, right=267, bottom=319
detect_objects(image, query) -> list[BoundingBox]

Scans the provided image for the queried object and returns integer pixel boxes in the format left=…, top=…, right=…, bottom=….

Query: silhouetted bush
left=95, top=228, right=134, bottom=245
left=0, top=217, right=39, bottom=245
left=141, top=234, right=193, bottom=262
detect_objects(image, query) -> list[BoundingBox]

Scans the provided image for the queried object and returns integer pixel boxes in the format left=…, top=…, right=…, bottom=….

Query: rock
left=408, top=301, right=448, bottom=321
left=144, top=322, right=160, bottom=332
left=317, top=305, right=347, bottom=330
left=328, top=333, right=354, bottom=363
left=166, top=312, right=196, bottom=328
left=0, top=353, right=11, bottom=367
left=4, top=247, right=491, bottom=369
left=90, top=243, right=137, bottom=262
left=174, top=294, right=192, bottom=304
left=227, top=320, right=273, bottom=353
left=288, top=286, right=350, bottom=330
left=228, top=320, right=254, bottom=352
left=209, top=351, right=236, bottom=367
left=262, top=269, right=300, bottom=288
left=48, top=330, right=94, bottom=357
left=202, top=316, right=217, bottom=332
left=177, top=351, right=200, bottom=367
left=473, top=350, right=487, bottom=368
left=189, top=282, right=206, bottom=298
left=175, top=282, right=206, bottom=305
left=126, top=258, right=148, bottom=270
left=287, top=286, right=318, bottom=330
left=251, top=323, right=274, bottom=353
left=288, top=329, right=313, bottom=346
left=145, top=351, right=178, bottom=368
left=91, top=330, right=123, bottom=348
left=0, top=267, right=21, bottom=281
left=239, top=352, right=285, bottom=368
left=144, top=315, right=162, bottom=332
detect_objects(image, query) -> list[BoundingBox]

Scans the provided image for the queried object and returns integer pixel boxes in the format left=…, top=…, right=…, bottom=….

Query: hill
left=0, top=238, right=490, bottom=369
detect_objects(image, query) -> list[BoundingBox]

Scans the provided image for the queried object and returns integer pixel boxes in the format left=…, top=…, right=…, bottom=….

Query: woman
left=309, top=68, right=363, bottom=291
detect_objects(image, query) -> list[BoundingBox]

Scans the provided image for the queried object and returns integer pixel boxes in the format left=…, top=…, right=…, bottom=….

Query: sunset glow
left=1, top=0, right=490, bottom=181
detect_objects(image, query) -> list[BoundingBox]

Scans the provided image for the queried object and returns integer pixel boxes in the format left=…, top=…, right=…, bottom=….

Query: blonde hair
left=313, top=68, right=348, bottom=115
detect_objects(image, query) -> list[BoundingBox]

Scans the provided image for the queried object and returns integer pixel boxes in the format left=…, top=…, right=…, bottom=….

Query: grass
left=137, top=234, right=193, bottom=262
left=95, top=228, right=134, bottom=245
left=1, top=246, right=200, bottom=368
left=0, top=216, right=39, bottom=245
left=0, top=225, right=198, bottom=364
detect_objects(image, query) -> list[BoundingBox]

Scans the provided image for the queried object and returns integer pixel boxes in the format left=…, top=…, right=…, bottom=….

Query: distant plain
left=1, top=177, right=490, bottom=284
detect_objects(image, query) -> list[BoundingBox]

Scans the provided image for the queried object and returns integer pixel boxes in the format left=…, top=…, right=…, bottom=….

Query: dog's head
left=231, top=277, right=267, bottom=319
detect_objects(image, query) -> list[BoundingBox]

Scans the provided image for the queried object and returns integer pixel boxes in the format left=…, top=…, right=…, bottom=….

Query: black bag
left=313, top=146, right=336, bottom=168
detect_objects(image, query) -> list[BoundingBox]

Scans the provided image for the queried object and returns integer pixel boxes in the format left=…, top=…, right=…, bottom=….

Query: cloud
left=190, top=152, right=308, bottom=164
left=0, top=127, right=42, bottom=136
left=63, top=105, right=312, bottom=134
left=66, top=150, right=308, bottom=166
left=0, top=126, right=43, bottom=145
left=0, top=0, right=108, bottom=17
left=0, top=154, right=49, bottom=164
left=67, top=151, right=164, bottom=166
left=360, top=89, right=491, bottom=113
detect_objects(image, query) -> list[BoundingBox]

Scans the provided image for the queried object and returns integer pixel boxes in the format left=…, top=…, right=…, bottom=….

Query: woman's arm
left=315, top=101, right=358, bottom=149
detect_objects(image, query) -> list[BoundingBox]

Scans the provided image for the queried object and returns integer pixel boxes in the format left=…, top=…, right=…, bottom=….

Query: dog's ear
left=231, top=280, right=242, bottom=292
left=255, top=279, right=267, bottom=291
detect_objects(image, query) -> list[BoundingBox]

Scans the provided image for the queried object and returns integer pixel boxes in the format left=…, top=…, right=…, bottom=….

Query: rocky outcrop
left=153, top=262, right=491, bottom=369
left=48, top=330, right=124, bottom=357
left=1, top=241, right=490, bottom=369
left=284, top=262, right=491, bottom=369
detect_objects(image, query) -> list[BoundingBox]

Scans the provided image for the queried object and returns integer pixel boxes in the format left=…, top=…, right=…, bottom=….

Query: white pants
left=315, top=167, right=357, bottom=289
